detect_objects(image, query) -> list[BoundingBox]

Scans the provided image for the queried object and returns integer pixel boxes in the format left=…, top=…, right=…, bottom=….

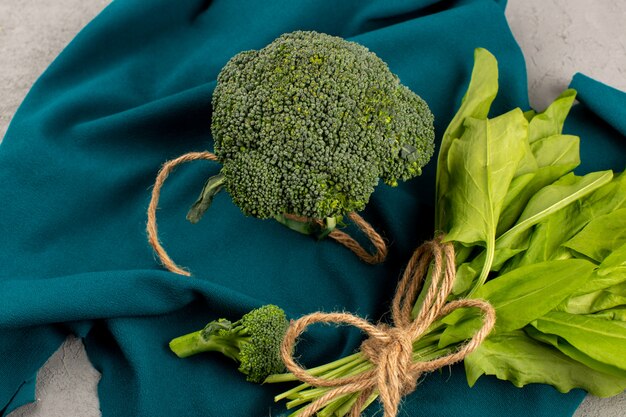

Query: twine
left=283, top=212, right=387, bottom=264
left=147, top=151, right=218, bottom=276
left=280, top=238, right=496, bottom=417
left=147, top=152, right=388, bottom=276
left=329, top=212, right=387, bottom=264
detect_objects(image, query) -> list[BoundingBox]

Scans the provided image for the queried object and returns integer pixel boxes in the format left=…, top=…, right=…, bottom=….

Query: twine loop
left=147, top=151, right=218, bottom=276
left=280, top=237, right=496, bottom=417
left=360, top=324, right=418, bottom=398
left=283, top=212, right=388, bottom=265
left=146, top=152, right=388, bottom=276
left=330, top=212, right=387, bottom=264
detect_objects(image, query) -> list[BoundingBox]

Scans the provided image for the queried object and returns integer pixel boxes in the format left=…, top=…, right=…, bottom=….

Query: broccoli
left=169, top=305, right=289, bottom=383
left=188, top=30, right=435, bottom=236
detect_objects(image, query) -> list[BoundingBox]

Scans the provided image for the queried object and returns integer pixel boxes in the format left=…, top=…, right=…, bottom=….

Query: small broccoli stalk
left=274, top=214, right=341, bottom=240
left=169, top=305, right=289, bottom=383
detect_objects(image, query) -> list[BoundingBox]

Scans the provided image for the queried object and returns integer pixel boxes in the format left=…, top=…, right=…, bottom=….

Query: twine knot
left=360, top=324, right=419, bottom=398
left=280, top=237, right=496, bottom=417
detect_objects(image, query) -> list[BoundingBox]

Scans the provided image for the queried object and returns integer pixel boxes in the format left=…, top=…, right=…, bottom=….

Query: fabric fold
left=2, top=0, right=621, bottom=416
left=565, top=74, right=626, bottom=174
left=569, top=73, right=626, bottom=137
left=0, top=327, right=67, bottom=416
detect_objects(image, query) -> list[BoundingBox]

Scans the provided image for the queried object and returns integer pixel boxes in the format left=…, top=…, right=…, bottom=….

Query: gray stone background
left=1, top=0, right=625, bottom=416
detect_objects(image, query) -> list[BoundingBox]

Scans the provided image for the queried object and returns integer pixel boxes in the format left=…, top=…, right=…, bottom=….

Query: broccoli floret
left=169, top=305, right=289, bottom=383
left=189, top=30, right=434, bottom=233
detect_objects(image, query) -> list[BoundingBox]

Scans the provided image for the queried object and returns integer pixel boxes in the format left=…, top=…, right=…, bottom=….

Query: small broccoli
left=169, top=305, right=289, bottom=383
left=188, top=30, right=435, bottom=236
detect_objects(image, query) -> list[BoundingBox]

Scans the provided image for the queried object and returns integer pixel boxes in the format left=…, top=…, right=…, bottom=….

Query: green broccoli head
left=236, top=304, right=289, bottom=383
left=210, top=30, right=435, bottom=220
left=169, top=305, right=289, bottom=383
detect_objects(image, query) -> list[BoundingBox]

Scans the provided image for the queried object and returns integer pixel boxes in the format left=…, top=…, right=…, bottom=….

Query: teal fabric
left=1, top=0, right=623, bottom=416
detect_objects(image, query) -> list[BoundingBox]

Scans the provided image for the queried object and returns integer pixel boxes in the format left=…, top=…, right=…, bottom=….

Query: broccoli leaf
left=187, top=173, right=226, bottom=224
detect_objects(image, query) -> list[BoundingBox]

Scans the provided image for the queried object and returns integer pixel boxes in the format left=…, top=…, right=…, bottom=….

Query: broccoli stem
left=274, top=214, right=319, bottom=235
left=274, top=215, right=339, bottom=240
left=318, top=217, right=337, bottom=239
left=187, top=172, right=226, bottom=223
left=168, top=329, right=240, bottom=361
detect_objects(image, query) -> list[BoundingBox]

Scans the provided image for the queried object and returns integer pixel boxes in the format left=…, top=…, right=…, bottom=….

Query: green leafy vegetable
left=563, top=208, right=626, bottom=262
left=497, top=92, right=581, bottom=235
left=524, top=325, right=626, bottom=379
left=599, top=242, right=626, bottom=275
left=527, top=89, right=577, bottom=142
left=509, top=171, right=626, bottom=269
left=473, top=259, right=595, bottom=332
left=531, top=311, right=626, bottom=372
left=496, top=170, right=613, bottom=267
left=443, top=110, right=527, bottom=292
left=436, top=49, right=499, bottom=232
left=560, top=272, right=626, bottom=314
left=465, top=330, right=626, bottom=397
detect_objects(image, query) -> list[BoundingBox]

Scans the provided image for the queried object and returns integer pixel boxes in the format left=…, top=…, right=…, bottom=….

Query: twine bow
left=280, top=237, right=496, bottom=417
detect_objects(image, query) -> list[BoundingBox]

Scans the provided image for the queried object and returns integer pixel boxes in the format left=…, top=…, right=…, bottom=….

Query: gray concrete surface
left=1, top=0, right=625, bottom=416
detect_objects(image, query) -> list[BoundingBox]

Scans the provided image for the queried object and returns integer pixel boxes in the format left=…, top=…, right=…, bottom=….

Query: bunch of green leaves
left=267, top=48, right=626, bottom=416
left=434, top=48, right=626, bottom=397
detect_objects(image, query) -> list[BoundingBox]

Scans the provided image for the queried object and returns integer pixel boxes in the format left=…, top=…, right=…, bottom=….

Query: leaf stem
left=468, top=236, right=495, bottom=297
left=266, top=352, right=363, bottom=384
